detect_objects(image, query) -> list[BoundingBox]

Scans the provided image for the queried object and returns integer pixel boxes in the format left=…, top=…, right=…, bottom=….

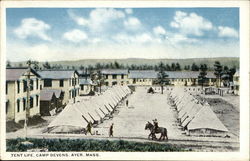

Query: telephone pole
left=24, top=60, right=35, bottom=138
left=73, top=71, right=76, bottom=104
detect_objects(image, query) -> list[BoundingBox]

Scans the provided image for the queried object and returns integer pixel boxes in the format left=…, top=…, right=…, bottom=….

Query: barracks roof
left=37, top=70, right=78, bottom=79
left=79, top=78, right=93, bottom=85
left=40, top=89, right=62, bottom=101
left=6, top=67, right=40, bottom=81
left=128, top=70, right=158, bottom=79
left=165, top=71, right=216, bottom=79
left=101, top=69, right=128, bottom=75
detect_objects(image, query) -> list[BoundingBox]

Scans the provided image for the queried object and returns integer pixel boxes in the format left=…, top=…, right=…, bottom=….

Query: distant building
left=128, top=70, right=158, bottom=86
left=37, top=70, right=80, bottom=104
left=233, top=70, right=240, bottom=95
left=6, top=67, right=41, bottom=122
left=101, top=69, right=129, bottom=86
left=79, top=78, right=95, bottom=96
left=40, top=89, right=63, bottom=116
left=166, top=71, right=216, bottom=86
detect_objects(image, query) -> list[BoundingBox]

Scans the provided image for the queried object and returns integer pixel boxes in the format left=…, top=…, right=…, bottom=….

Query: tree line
left=6, top=60, right=229, bottom=72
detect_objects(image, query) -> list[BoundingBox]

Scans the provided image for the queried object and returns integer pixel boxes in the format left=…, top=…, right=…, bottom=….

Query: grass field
left=6, top=138, right=187, bottom=152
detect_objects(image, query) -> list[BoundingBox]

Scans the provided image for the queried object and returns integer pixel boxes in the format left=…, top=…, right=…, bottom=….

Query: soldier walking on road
left=109, top=123, right=114, bottom=137
left=86, top=122, right=92, bottom=135
left=126, top=100, right=129, bottom=107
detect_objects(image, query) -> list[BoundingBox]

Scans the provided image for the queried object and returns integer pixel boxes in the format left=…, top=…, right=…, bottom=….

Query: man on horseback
left=145, top=120, right=168, bottom=141
left=153, top=119, right=159, bottom=133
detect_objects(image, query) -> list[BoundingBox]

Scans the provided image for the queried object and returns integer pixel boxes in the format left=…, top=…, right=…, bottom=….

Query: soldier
left=109, top=123, right=114, bottom=137
left=126, top=100, right=129, bottom=107
left=153, top=119, right=159, bottom=132
left=86, top=122, right=92, bottom=135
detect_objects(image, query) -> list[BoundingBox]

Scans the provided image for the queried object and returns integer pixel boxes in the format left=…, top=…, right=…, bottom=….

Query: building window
left=17, top=81, right=20, bottom=93
left=40, top=85, right=42, bottom=90
left=23, top=80, right=27, bottom=92
left=44, top=79, right=52, bottom=87
left=30, top=79, right=34, bottom=91
left=6, top=82, right=8, bottom=94
left=17, top=100, right=20, bottom=112
left=112, top=81, right=117, bottom=85
left=121, top=75, right=124, bottom=79
left=106, top=75, right=108, bottom=79
left=36, top=95, right=39, bottom=106
left=23, top=98, right=26, bottom=111
left=30, top=97, right=33, bottom=108
left=112, top=75, right=117, bottom=79
left=60, top=80, right=64, bottom=87
left=81, top=85, right=84, bottom=90
left=36, top=79, right=39, bottom=89
left=72, top=79, right=74, bottom=86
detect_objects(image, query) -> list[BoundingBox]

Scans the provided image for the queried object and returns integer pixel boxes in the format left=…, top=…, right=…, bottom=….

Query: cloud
left=63, top=29, right=88, bottom=43
left=68, top=8, right=126, bottom=32
left=218, top=26, right=239, bottom=38
left=170, top=11, right=213, bottom=36
left=67, top=10, right=89, bottom=26
left=170, top=34, right=198, bottom=44
left=14, top=18, right=52, bottom=41
left=113, top=33, right=153, bottom=44
left=125, top=8, right=133, bottom=14
left=153, top=26, right=167, bottom=35
left=124, top=17, right=141, bottom=29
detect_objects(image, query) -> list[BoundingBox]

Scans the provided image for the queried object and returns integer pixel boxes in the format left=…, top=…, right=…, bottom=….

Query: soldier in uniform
left=86, top=122, right=92, bottom=135
left=153, top=119, right=159, bottom=132
left=109, top=123, right=114, bottom=137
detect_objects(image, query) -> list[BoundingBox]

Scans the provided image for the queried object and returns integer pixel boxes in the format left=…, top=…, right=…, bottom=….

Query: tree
left=191, top=63, right=199, bottom=71
left=18, top=63, right=23, bottom=67
left=114, top=61, right=120, bottom=69
left=92, top=70, right=105, bottom=94
left=171, top=63, right=176, bottom=71
left=228, top=67, right=236, bottom=82
left=214, top=61, right=223, bottom=87
left=198, top=64, right=208, bottom=89
left=155, top=62, right=169, bottom=94
left=32, top=61, right=40, bottom=70
left=175, top=63, right=181, bottom=71
left=43, top=61, right=51, bottom=69
left=6, top=61, right=11, bottom=67
left=79, top=65, right=84, bottom=70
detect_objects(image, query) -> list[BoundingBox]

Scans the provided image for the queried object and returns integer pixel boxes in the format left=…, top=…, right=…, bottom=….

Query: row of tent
left=47, top=85, right=131, bottom=133
left=168, top=88, right=228, bottom=136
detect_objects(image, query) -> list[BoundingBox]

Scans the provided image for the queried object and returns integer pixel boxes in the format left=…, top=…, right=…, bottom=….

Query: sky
left=6, top=8, right=239, bottom=62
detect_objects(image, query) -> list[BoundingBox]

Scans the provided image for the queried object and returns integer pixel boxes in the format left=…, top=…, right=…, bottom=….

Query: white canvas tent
left=48, top=85, right=131, bottom=133
left=187, top=105, right=228, bottom=132
left=48, top=104, right=87, bottom=133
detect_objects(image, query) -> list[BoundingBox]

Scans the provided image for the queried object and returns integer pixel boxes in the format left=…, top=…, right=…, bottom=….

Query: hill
left=11, top=57, right=239, bottom=69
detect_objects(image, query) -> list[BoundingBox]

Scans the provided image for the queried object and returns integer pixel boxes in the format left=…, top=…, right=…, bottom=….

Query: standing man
left=109, top=123, right=114, bottom=137
left=86, top=122, right=92, bottom=135
left=126, top=99, right=129, bottom=107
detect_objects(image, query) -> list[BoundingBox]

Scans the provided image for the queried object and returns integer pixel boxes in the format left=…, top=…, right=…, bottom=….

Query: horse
left=145, top=121, right=168, bottom=141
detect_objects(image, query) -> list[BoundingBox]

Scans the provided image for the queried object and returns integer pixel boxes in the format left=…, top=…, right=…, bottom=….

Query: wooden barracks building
left=6, top=67, right=41, bottom=122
